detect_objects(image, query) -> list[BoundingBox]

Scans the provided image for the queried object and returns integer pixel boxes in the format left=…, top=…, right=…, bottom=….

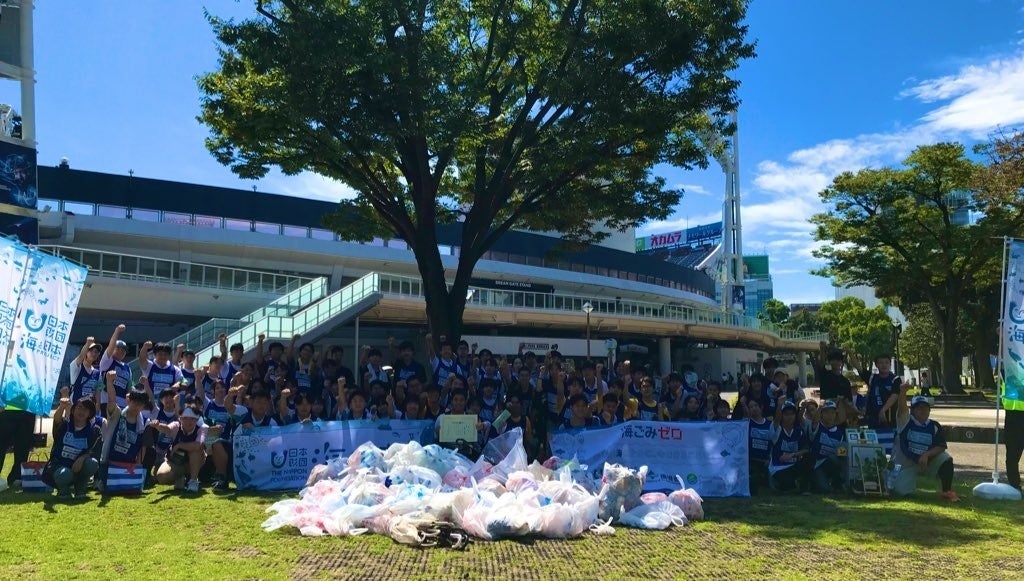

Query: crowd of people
left=0, top=324, right=963, bottom=502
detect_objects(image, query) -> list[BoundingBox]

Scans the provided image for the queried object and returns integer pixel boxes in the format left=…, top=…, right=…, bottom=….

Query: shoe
left=144, top=476, right=157, bottom=489
left=173, top=477, right=186, bottom=491
left=74, top=483, right=89, bottom=498
left=186, top=480, right=200, bottom=493
left=56, top=488, right=73, bottom=500
left=940, top=490, right=961, bottom=503
left=212, top=479, right=229, bottom=492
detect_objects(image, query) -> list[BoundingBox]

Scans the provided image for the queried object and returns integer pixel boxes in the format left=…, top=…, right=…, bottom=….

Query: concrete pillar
left=797, top=351, right=808, bottom=387
left=19, top=1, right=36, bottom=144
left=659, top=337, right=672, bottom=376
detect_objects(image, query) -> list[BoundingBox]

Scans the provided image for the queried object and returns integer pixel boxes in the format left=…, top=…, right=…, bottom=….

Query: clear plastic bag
left=598, top=463, right=648, bottom=522
left=669, top=475, right=705, bottom=521
left=618, top=501, right=686, bottom=530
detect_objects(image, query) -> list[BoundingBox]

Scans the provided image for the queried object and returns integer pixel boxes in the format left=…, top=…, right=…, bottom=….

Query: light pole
left=892, top=320, right=903, bottom=376
left=583, top=301, right=594, bottom=360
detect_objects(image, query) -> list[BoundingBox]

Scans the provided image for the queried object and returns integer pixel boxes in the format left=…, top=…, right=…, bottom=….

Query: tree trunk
left=972, top=334, right=997, bottom=392
left=929, top=354, right=943, bottom=386
left=940, top=317, right=964, bottom=394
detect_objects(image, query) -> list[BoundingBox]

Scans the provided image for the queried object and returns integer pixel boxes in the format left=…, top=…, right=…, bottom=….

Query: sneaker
left=186, top=480, right=200, bottom=493
left=212, top=479, right=229, bottom=492
left=940, top=490, right=961, bottom=503
left=56, top=488, right=73, bottom=500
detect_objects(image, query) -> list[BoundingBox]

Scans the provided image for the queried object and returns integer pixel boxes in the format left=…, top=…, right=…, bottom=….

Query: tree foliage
left=811, top=141, right=1024, bottom=393
left=815, top=297, right=894, bottom=377
left=900, top=303, right=940, bottom=371
left=758, top=298, right=789, bottom=325
left=197, top=0, right=756, bottom=341
left=784, top=307, right=827, bottom=334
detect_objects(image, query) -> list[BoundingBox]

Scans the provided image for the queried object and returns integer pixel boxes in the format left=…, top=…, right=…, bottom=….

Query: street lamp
left=583, top=301, right=594, bottom=359
left=892, top=319, right=904, bottom=376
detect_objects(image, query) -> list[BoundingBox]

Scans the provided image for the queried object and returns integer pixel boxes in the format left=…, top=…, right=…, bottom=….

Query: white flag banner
left=3, top=249, right=87, bottom=415
left=0, top=237, right=30, bottom=372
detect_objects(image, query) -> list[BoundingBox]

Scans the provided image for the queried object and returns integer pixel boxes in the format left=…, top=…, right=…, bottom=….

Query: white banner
left=0, top=237, right=30, bottom=373
left=2, top=249, right=87, bottom=416
left=232, top=420, right=436, bottom=490
left=550, top=420, right=750, bottom=497
left=1003, top=240, right=1024, bottom=405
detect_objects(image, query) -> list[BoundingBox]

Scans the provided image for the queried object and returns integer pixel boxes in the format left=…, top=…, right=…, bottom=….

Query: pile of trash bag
left=262, top=429, right=704, bottom=545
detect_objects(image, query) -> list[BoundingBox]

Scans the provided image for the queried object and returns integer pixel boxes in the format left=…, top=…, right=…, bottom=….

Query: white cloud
left=265, top=172, right=358, bottom=203
left=674, top=183, right=712, bottom=196
left=740, top=49, right=1024, bottom=299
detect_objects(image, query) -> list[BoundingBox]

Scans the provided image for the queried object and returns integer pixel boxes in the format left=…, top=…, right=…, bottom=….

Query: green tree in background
left=784, top=307, right=826, bottom=334
left=812, top=142, right=1024, bottom=394
left=197, top=0, right=756, bottom=342
left=900, top=304, right=941, bottom=372
left=758, top=297, right=790, bottom=325
left=816, top=297, right=894, bottom=380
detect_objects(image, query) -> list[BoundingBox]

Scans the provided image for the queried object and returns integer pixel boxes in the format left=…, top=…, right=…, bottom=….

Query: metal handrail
left=39, top=245, right=313, bottom=295
left=374, top=273, right=828, bottom=344
left=192, top=273, right=382, bottom=366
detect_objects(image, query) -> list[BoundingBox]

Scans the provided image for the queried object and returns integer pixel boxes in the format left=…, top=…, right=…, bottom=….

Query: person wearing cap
left=807, top=400, right=847, bottom=493
left=99, top=324, right=133, bottom=415
left=97, top=370, right=152, bottom=493
left=70, top=337, right=103, bottom=404
left=153, top=400, right=205, bottom=493
left=140, top=341, right=184, bottom=402
left=768, top=396, right=812, bottom=493
left=891, top=384, right=959, bottom=501
left=177, top=345, right=198, bottom=389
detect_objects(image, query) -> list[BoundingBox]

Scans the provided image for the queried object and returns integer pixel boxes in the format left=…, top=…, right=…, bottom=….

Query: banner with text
left=2, top=245, right=86, bottom=415
left=1002, top=240, right=1024, bottom=408
left=232, top=420, right=436, bottom=490
left=550, top=420, right=749, bottom=497
left=0, top=237, right=30, bottom=380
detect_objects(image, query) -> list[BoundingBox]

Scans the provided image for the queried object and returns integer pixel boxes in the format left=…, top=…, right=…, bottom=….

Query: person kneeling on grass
left=154, top=405, right=206, bottom=493
left=46, top=388, right=101, bottom=499
left=97, top=371, right=152, bottom=493
left=891, top=384, right=960, bottom=502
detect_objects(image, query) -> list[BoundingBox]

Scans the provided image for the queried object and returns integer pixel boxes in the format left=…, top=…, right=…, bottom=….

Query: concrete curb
left=944, top=425, right=998, bottom=445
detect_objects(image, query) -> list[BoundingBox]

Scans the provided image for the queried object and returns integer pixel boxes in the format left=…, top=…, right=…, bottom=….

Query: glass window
left=509, top=253, right=527, bottom=265
left=226, top=218, right=251, bottom=231
left=194, top=215, right=223, bottom=228
left=254, top=221, right=280, bottom=234
left=97, top=205, right=127, bottom=218
left=369, top=237, right=386, bottom=247
left=63, top=202, right=95, bottom=215
left=627, top=272, right=637, bottom=281
left=37, top=198, right=59, bottom=212
left=597, top=267, right=608, bottom=277
left=528, top=255, right=543, bottom=267
left=121, top=256, right=139, bottom=276
left=311, top=228, right=335, bottom=240
left=163, top=212, right=192, bottom=226
left=387, top=239, right=408, bottom=250
left=132, top=209, right=160, bottom=222
left=572, top=263, right=584, bottom=273
left=490, top=251, right=508, bottom=262
left=584, top=265, right=596, bottom=275
left=283, top=225, right=308, bottom=238
left=438, top=245, right=452, bottom=256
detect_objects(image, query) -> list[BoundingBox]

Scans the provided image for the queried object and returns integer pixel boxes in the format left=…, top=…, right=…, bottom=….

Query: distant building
left=743, top=255, right=773, bottom=318
left=789, top=302, right=823, bottom=314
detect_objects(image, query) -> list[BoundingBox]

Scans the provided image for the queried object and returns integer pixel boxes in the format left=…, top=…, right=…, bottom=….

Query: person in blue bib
left=559, top=394, right=599, bottom=430
left=746, top=398, right=775, bottom=494
left=866, top=354, right=901, bottom=429
left=97, top=371, right=152, bottom=494
left=69, top=337, right=103, bottom=404
left=45, top=388, right=101, bottom=499
left=891, top=385, right=960, bottom=501
left=145, top=388, right=181, bottom=486
left=807, top=400, right=847, bottom=493
left=427, top=334, right=461, bottom=386
left=209, top=384, right=249, bottom=492
left=153, top=404, right=206, bottom=493
left=769, top=398, right=812, bottom=493
left=178, top=346, right=198, bottom=388
left=99, top=324, right=132, bottom=415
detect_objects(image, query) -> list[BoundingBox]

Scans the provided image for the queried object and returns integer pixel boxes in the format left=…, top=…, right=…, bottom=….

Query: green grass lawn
left=2, top=459, right=1023, bottom=580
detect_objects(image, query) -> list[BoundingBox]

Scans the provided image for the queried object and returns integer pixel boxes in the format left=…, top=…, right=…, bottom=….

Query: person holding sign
left=891, top=383, right=959, bottom=501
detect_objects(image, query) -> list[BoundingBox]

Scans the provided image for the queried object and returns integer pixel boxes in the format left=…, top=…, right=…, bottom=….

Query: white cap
left=180, top=408, right=201, bottom=419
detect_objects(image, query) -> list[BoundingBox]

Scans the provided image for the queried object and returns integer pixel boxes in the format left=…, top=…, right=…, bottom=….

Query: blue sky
left=4, top=0, right=1024, bottom=304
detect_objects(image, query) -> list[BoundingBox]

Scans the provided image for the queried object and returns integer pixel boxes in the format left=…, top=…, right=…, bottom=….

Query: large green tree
left=816, top=297, right=894, bottom=381
left=197, top=0, right=755, bottom=342
left=757, top=298, right=790, bottom=325
left=811, top=143, right=1024, bottom=393
left=900, top=304, right=941, bottom=373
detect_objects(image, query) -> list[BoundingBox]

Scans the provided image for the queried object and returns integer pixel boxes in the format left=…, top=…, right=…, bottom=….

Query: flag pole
left=994, top=236, right=1009, bottom=481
